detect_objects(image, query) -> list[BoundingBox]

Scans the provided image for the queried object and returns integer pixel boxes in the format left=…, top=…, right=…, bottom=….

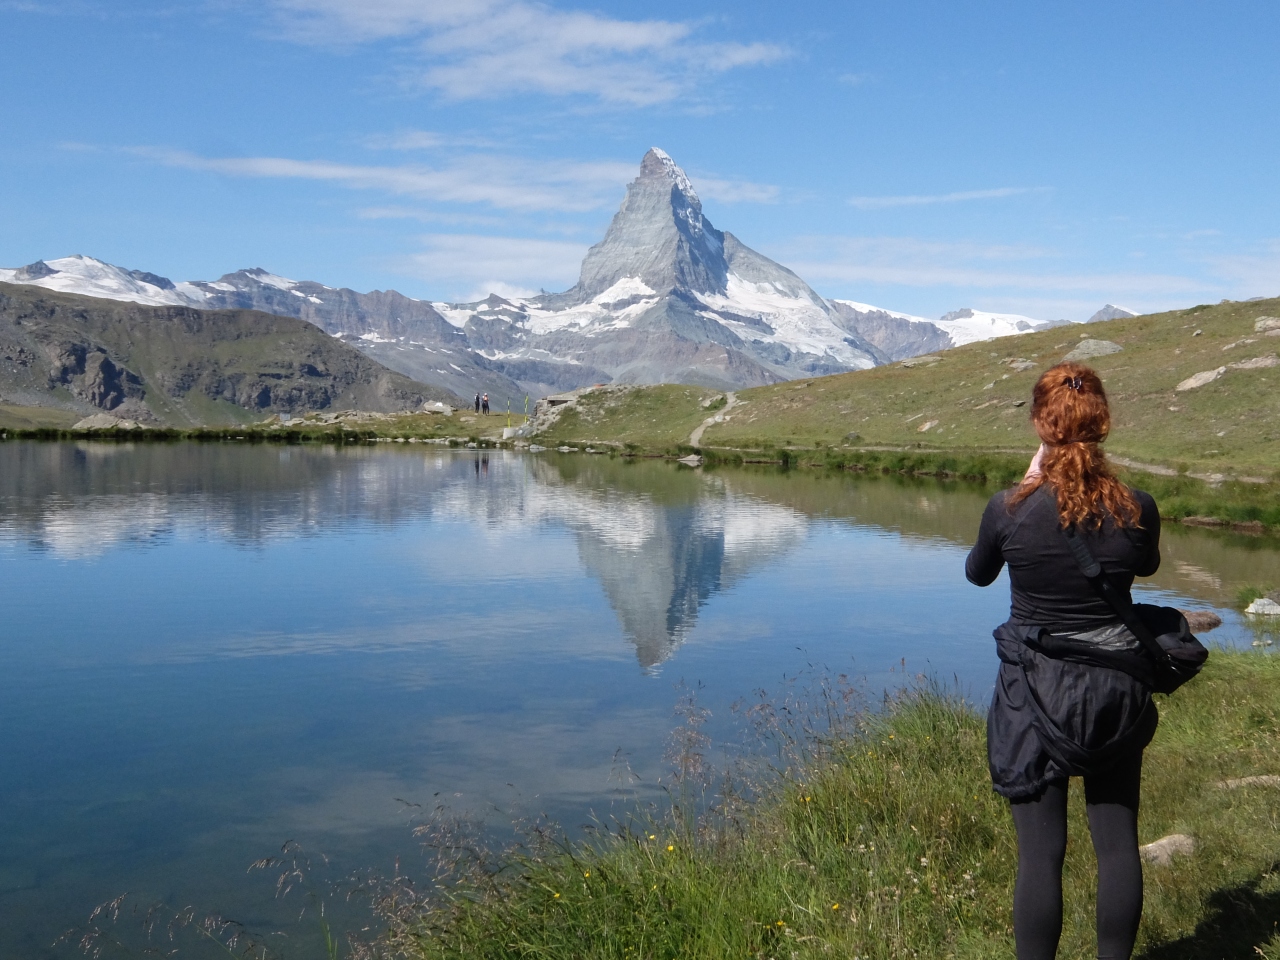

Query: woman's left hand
left=1025, top=443, right=1046, bottom=480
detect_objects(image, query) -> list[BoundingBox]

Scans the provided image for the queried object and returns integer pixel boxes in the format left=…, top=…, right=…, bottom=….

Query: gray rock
left=1139, top=834, right=1194, bottom=866
left=1176, top=367, right=1227, bottom=391
left=72, top=413, right=137, bottom=430
left=1254, top=316, right=1280, bottom=332
left=1245, top=597, right=1280, bottom=616
left=1229, top=354, right=1279, bottom=371
left=677, top=454, right=703, bottom=467
left=1218, top=774, right=1280, bottom=789
left=827, top=301, right=950, bottom=362
left=1063, top=339, right=1123, bottom=362
left=1180, top=610, right=1222, bottom=632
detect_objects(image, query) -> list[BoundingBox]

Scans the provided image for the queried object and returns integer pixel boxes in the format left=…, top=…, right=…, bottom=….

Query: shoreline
left=4, top=426, right=1278, bottom=536
left=369, top=648, right=1280, bottom=959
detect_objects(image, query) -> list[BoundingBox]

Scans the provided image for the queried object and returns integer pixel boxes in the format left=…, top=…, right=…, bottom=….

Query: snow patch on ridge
left=0, top=255, right=193, bottom=306
left=245, top=270, right=299, bottom=291
left=934, top=308, right=1068, bottom=346
left=696, top=274, right=874, bottom=368
left=830, top=299, right=934, bottom=325
left=593, top=277, right=655, bottom=305
left=647, top=147, right=698, bottom=203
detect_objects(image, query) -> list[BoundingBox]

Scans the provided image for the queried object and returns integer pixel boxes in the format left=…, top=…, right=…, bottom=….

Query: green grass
left=373, top=650, right=1280, bottom=960
left=534, top=298, right=1280, bottom=480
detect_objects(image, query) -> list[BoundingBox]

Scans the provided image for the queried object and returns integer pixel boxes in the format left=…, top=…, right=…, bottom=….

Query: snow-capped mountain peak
left=238, top=267, right=300, bottom=292
left=934, top=307, right=1071, bottom=346
left=0, top=255, right=192, bottom=307
left=643, top=147, right=699, bottom=203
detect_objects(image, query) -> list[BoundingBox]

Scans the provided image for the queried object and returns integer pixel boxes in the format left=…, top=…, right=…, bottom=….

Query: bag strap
left=1060, top=525, right=1169, bottom=667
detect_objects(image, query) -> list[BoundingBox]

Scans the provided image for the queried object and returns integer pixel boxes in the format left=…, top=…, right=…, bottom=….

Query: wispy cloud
left=395, top=233, right=588, bottom=301
left=1203, top=239, right=1280, bottom=296
left=848, top=187, right=1048, bottom=210
left=782, top=235, right=1208, bottom=297
left=361, top=129, right=498, bottom=151
left=692, top=177, right=779, bottom=205
left=124, top=143, right=779, bottom=214
left=129, top=146, right=635, bottom=213
left=267, top=0, right=789, bottom=105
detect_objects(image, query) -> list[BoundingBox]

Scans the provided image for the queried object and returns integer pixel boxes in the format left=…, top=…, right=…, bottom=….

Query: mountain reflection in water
left=0, top=443, right=807, bottom=668
left=4, top=442, right=1279, bottom=666
left=2, top=441, right=1277, bottom=959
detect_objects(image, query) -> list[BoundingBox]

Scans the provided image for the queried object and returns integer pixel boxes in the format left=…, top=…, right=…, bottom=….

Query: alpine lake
left=1, top=441, right=1275, bottom=958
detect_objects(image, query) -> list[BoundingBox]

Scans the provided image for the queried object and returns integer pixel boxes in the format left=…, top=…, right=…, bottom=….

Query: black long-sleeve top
left=966, top=484, right=1161, bottom=630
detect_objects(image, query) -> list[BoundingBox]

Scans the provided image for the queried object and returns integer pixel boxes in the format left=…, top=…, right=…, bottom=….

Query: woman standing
left=966, top=362, right=1161, bottom=960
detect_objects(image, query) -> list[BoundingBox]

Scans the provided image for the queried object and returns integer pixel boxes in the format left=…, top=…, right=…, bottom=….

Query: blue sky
left=2, top=0, right=1277, bottom=320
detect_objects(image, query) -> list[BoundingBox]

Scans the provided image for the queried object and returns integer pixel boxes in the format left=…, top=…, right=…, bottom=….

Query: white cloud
left=130, top=146, right=635, bottom=213
left=355, top=206, right=508, bottom=227
left=395, top=234, right=588, bottom=300
left=849, top=187, right=1048, bottom=210
left=361, top=129, right=498, bottom=151
left=128, top=143, right=780, bottom=216
left=781, top=235, right=1210, bottom=297
left=1203, top=240, right=1280, bottom=296
left=268, top=0, right=788, bottom=105
left=694, top=177, right=779, bottom=205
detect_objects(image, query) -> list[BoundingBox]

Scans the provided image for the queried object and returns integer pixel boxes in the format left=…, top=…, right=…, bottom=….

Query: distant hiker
left=482, top=394, right=490, bottom=415
left=474, top=393, right=481, bottom=414
left=967, top=363, right=1172, bottom=960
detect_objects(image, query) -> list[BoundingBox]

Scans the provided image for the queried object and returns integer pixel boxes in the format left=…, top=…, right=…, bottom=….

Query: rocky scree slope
left=0, top=284, right=457, bottom=427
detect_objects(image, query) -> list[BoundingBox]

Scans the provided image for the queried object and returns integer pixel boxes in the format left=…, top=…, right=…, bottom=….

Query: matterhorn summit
left=568, top=148, right=728, bottom=301
left=435, top=147, right=883, bottom=389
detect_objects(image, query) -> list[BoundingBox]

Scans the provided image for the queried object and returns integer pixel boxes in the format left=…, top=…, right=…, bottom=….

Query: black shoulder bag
left=1061, top=526, right=1209, bottom=694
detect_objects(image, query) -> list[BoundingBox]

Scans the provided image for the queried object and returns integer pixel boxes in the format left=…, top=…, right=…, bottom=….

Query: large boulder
left=1062, top=339, right=1122, bottom=362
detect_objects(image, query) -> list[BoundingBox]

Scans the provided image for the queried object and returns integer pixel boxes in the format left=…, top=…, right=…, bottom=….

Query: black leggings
left=1008, top=755, right=1143, bottom=960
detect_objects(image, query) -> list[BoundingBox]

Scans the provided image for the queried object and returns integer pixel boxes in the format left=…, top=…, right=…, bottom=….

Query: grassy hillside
left=537, top=297, right=1280, bottom=479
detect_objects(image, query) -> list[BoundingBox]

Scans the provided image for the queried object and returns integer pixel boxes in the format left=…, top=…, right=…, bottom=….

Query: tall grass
left=357, top=651, right=1280, bottom=960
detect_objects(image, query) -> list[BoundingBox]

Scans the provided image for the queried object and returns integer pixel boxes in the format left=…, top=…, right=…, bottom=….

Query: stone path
left=689, top=392, right=737, bottom=447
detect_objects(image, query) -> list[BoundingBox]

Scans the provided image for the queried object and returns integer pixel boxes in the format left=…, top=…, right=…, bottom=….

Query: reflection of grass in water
left=67, top=652, right=1280, bottom=959
left=361, top=651, right=1280, bottom=960
left=69, top=842, right=364, bottom=960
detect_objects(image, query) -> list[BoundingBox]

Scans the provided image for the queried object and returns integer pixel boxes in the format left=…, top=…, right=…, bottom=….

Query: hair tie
left=1064, top=375, right=1083, bottom=391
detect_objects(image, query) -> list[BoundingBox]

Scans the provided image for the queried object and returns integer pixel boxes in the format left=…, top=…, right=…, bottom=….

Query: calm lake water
left=1, top=441, right=1275, bottom=956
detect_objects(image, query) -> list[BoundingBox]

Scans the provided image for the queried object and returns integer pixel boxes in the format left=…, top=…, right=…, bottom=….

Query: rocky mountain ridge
left=0, top=283, right=456, bottom=427
left=2, top=150, right=1137, bottom=398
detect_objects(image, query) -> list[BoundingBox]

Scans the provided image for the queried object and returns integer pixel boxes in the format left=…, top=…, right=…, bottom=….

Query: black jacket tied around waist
left=987, top=621, right=1158, bottom=799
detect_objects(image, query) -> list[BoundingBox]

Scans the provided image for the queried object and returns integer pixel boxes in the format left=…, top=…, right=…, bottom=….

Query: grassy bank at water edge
left=369, top=649, right=1280, bottom=960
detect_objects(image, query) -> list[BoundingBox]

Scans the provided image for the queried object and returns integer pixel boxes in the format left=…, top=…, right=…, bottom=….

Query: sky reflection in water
left=0, top=442, right=1274, bottom=957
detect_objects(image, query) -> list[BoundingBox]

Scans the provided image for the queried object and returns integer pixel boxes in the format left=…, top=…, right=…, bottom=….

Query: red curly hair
left=1007, top=362, right=1141, bottom=528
